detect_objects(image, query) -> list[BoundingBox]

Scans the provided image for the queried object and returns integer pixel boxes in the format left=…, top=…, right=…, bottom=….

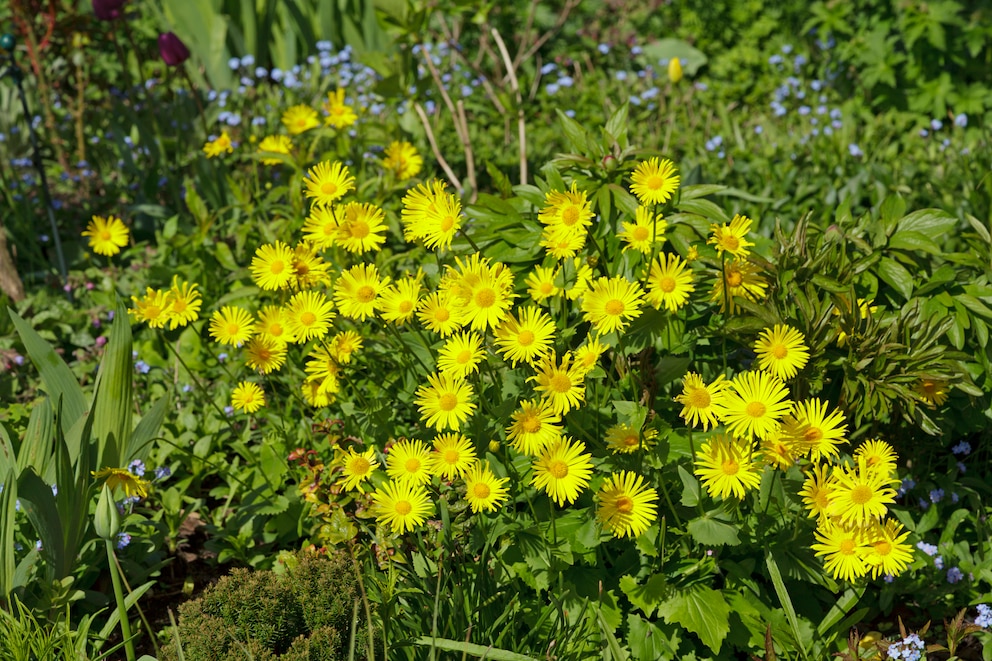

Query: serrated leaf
left=656, top=584, right=730, bottom=653
left=619, top=573, right=669, bottom=617
left=628, top=613, right=680, bottom=660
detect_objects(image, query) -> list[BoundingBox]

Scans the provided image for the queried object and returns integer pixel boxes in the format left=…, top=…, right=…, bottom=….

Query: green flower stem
left=105, top=539, right=136, bottom=661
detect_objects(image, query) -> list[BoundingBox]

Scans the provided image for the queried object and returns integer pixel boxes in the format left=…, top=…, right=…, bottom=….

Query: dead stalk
left=413, top=102, right=463, bottom=193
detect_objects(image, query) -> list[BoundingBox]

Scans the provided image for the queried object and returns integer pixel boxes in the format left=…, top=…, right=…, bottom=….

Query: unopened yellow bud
left=668, top=57, right=683, bottom=84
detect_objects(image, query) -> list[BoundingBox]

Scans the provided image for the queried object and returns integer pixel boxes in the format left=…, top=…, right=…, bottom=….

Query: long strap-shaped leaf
left=90, top=299, right=133, bottom=471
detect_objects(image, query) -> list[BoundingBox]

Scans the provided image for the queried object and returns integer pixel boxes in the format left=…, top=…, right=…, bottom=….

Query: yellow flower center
left=226, top=323, right=240, bottom=335
left=561, top=206, right=580, bottom=226
left=300, top=311, right=317, bottom=326
left=350, top=221, right=370, bottom=239
left=687, top=388, right=711, bottom=408
left=549, top=373, right=572, bottom=393
left=394, top=500, right=412, bottom=516
left=356, top=285, right=376, bottom=303
left=472, top=483, right=491, bottom=499
left=726, top=270, right=743, bottom=287
left=814, top=490, right=829, bottom=510
left=350, top=457, right=370, bottom=474
left=443, top=449, right=460, bottom=464
left=722, top=235, right=740, bottom=251
left=99, top=230, right=112, bottom=241
left=839, top=538, right=856, bottom=555
left=474, top=288, right=496, bottom=308
left=771, top=343, right=788, bottom=359
left=398, top=300, right=413, bottom=313
left=456, top=350, right=472, bottom=365
left=850, top=485, right=873, bottom=505
left=520, top=412, right=541, bottom=433
left=172, top=299, right=187, bottom=313
left=268, top=322, right=284, bottom=336
left=874, top=540, right=892, bottom=556
left=615, top=496, right=634, bottom=513
left=404, top=457, right=422, bottom=473
left=438, top=392, right=458, bottom=411
left=270, top=260, right=285, bottom=275
left=294, top=260, right=309, bottom=277
left=434, top=308, right=450, bottom=322
left=539, top=282, right=554, bottom=294
left=632, top=226, right=650, bottom=242
left=659, top=276, right=676, bottom=293
left=440, top=215, right=456, bottom=232
left=517, top=330, right=535, bottom=346
left=321, top=182, right=338, bottom=196
left=647, top=175, right=664, bottom=190
left=623, top=435, right=639, bottom=448
left=745, top=401, right=767, bottom=418
left=721, top=459, right=739, bottom=475
left=604, top=299, right=625, bottom=316
left=803, top=427, right=823, bottom=443
left=145, top=305, right=162, bottom=319
left=548, top=460, right=569, bottom=479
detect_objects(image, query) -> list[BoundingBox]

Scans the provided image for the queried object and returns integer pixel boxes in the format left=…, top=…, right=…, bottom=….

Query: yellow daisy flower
left=257, top=135, right=292, bottom=165
left=710, top=259, right=768, bottom=314
left=629, top=157, right=679, bottom=205
left=538, top=183, right=594, bottom=238
left=303, top=160, right=355, bottom=207
left=494, top=306, right=556, bottom=366
left=754, top=324, right=810, bottom=380
left=334, top=263, right=389, bottom=321
left=827, top=457, right=898, bottom=528
left=328, top=330, right=363, bottom=364
left=202, top=131, right=233, bottom=158
left=82, top=215, right=129, bottom=256
left=437, top=331, right=485, bottom=379
left=604, top=423, right=658, bottom=454
left=401, top=180, right=463, bottom=250
left=231, top=381, right=265, bottom=413
left=854, top=439, right=898, bottom=476
left=540, top=225, right=587, bottom=260
left=530, top=351, right=586, bottom=415
left=129, top=287, right=172, bottom=329
left=429, top=432, right=477, bottom=480
left=289, top=242, right=331, bottom=290
left=379, top=275, right=423, bottom=325
left=694, top=434, right=763, bottom=500
left=812, top=521, right=870, bottom=582
left=415, top=372, right=476, bottom=431
left=675, top=372, right=729, bottom=431
left=304, top=345, right=341, bottom=384
left=573, top=336, right=608, bottom=376
left=646, top=252, right=695, bottom=312
left=385, top=439, right=433, bottom=486
left=581, top=276, right=645, bottom=336
left=301, top=206, right=340, bottom=249
left=243, top=335, right=287, bottom=374
left=382, top=140, right=423, bottom=180
left=338, top=447, right=379, bottom=491
left=163, top=277, right=201, bottom=330
left=799, top=463, right=835, bottom=522
left=417, top=291, right=467, bottom=337
left=619, top=206, right=667, bottom=254
left=596, top=471, right=659, bottom=538
left=506, top=398, right=562, bottom=456
left=301, top=378, right=333, bottom=407
left=209, top=306, right=254, bottom=347
left=92, top=467, right=150, bottom=499
left=281, top=104, right=319, bottom=135
left=250, top=241, right=296, bottom=291
left=531, top=437, right=594, bottom=506
left=254, top=305, right=296, bottom=344
left=372, top=480, right=433, bottom=534
left=708, top=214, right=755, bottom=259
left=285, top=290, right=335, bottom=343
left=463, top=461, right=510, bottom=513
left=782, top=398, right=848, bottom=462
left=333, top=202, right=388, bottom=254
left=525, top=265, right=561, bottom=303
left=916, top=378, right=949, bottom=407
left=717, top=370, right=793, bottom=440
left=322, top=88, right=358, bottom=128
left=863, top=518, right=914, bottom=579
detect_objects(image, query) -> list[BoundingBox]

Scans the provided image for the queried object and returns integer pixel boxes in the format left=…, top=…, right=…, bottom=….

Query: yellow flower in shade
left=304, top=161, right=355, bottom=207
left=301, top=206, right=340, bottom=249
left=782, top=398, right=848, bottom=462
left=334, top=263, right=389, bottom=321
left=415, top=372, right=477, bottom=431
left=538, top=184, right=594, bottom=240
left=596, top=471, right=659, bottom=538
left=244, top=335, right=287, bottom=374
left=129, top=287, right=172, bottom=329
left=675, top=372, right=729, bottom=431
left=668, top=57, right=683, bottom=83
left=429, top=432, right=477, bottom=480
left=301, top=378, right=333, bottom=407
left=799, top=463, right=835, bottom=522
left=506, top=399, right=562, bottom=456
left=708, top=214, right=755, bottom=259
left=531, top=437, right=594, bottom=506
left=711, top=259, right=768, bottom=314
left=257, top=135, right=292, bottom=165
left=281, top=104, right=320, bottom=135
left=202, top=131, right=233, bottom=157
left=646, top=252, right=695, bottom=312
left=250, top=241, right=296, bottom=291
left=385, top=439, right=433, bottom=486
left=383, top=140, right=423, bottom=180
left=530, top=351, right=586, bottom=415
left=573, top=336, right=608, bottom=376
left=694, top=434, right=763, bottom=500
left=605, top=423, right=658, bottom=454
left=254, top=305, right=296, bottom=344
left=338, top=447, right=379, bottom=491
left=717, top=370, right=793, bottom=440
left=231, top=381, right=265, bottom=413
left=827, top=457, right=898, bottom=527
left=323, top=88, right=358, bottom=128
left=754, top=324, right=810, bottom=380
left=328, top=330, right=363, bottom=364
left=417, top=292, right=467, bottom=337
left=379, top=275, right=423, bottom=325
left=629, top=157, right=680, bottom=205
left=686, top=245, right=699, bottom=262
left=401, top=180, right=463, bottom=250
left=854, top=439, right=898, bottom=476
left=525, top=266, right=561, bottom=303
left=494, top=306, right=556, bottom=366
left=812, top=521, right=870, bottom=582
left=463, top=461, right=510, bottom=513
left=163, top=277, right=201, bottom=330
left=372, top=480, right=433, bottom=534
left=437, top=331, right=485, bottom=379
left=581, top=276, right=645, bottom=336
left=92, top=467, right=150, bottom=499
left=290, top=242, right=331, bottom=290
left=834, top=298, right=878, bottom=346
left=759, top=427, right=798, bottom=471
left=541, top=225, right=587, bottom=260
left=334, top=202, right=388, bottom=254
left=916, top=378, right=948, bottom=407
left=563, top=258, right=594, bottom=301
left=82, top=215, right=129, bottom=256
left=863, top=518, right=914, bottom=579
left=209, top=306, right=254, bottom=347
left=285, top=290, right=335, bottom=343
left=619, top=206, right=667, bottom=254
left=304, top=346, right=341, bottom=386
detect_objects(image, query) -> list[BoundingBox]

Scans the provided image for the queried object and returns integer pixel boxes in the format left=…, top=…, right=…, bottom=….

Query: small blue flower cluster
left=886, top=633, right=924, bottom=661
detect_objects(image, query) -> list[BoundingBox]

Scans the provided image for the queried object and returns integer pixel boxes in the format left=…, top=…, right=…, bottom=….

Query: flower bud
left=158, top=32, right=190, bottom=67
left=92, top=0, right=125, bottom=21
left=668, top=57, right=683, bottom=84
left=94, top=484, right=120, bottom=540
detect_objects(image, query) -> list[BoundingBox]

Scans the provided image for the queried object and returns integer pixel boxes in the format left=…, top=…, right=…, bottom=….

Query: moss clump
left=161, top=550, right=367, bottom=661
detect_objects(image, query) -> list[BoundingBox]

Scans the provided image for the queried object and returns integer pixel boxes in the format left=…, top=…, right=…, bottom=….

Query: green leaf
left=413, top=637, right=539, bottom=660
left=8, top=309, right=87, bottom=435
left=656, top=584, right=730, bottom=653
left=639, top=38, right=708, bottom=75
left=619, top=573, right=669, bottom=617
left=17, top=468, right=67, bottom=581
left=687, top=513, right=740, bottom=546
left=0, top=468, right=16, bottom=596
left=895, top=208, right=958, bottom=239
left=628, top=613, right=680, bottom=660
left=127, top=395, right=169, bottom=463
left=878, top=257, right=914, bottom=300
left=677, top=466, right=699, bottom=507
left=765, top=552, right=809, bottom=660
left=888, top=230, right=941, bottom=254
left=555, top=110, right=590, bottom=154
left=90, top=299, right=133, bottom=470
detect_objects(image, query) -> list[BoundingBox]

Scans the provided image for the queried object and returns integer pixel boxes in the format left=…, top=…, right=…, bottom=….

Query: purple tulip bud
left=158, top=32, right=190, bottom=67
left=92, top=0, right=126, bottom=21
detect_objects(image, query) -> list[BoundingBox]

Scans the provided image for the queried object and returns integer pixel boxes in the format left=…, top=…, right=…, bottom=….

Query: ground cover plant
left=1, top=0, right=991, bottom=659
